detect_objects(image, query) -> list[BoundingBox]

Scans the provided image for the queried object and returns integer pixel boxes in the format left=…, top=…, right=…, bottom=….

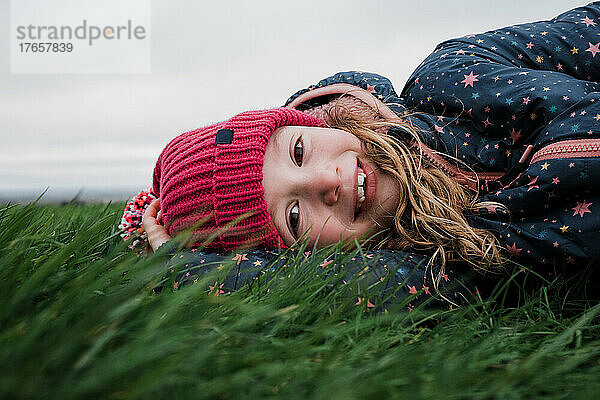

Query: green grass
left=0, top=201, right=599, bottom=399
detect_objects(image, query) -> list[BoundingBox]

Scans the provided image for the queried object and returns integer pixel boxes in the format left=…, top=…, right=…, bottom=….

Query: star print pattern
left=284, top=2, right=600, bottom=271
left=156, top=246, right=471, bottom=311
left=400, top=1, right=600, bottom=173
left=417, top=2, right=600, bottom=269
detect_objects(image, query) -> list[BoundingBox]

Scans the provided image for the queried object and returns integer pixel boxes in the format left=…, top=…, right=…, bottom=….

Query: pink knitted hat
left=148, top=108, right=325, bottom=250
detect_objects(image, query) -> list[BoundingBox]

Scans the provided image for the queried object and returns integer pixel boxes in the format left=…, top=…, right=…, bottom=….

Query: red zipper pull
left=519, top=145, right=534, bottom=164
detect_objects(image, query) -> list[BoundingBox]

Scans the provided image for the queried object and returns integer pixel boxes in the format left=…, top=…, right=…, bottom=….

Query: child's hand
left=143, top=198, right=172, bottom=251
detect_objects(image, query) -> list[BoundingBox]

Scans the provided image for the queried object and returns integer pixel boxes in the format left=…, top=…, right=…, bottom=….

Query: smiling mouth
left=357, top=167, right=366, bottom=205
left=354, top=162, right=367, bottom=219
left=354, top=158, right=376, bottom=221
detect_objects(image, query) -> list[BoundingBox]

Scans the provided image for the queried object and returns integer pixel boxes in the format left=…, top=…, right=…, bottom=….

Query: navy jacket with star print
left=160, top=2, right=600, bottom=308
left=284, top=1, right=600, bottom=273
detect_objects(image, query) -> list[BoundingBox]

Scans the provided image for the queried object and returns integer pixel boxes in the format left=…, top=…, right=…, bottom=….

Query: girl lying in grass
left=121, top=2, right=600, bottom=309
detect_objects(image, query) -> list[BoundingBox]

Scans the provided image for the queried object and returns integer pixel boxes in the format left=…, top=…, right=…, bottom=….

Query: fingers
left=143, top=198, right=161, bottom=230
left=142, top=198, right=172, bottom=251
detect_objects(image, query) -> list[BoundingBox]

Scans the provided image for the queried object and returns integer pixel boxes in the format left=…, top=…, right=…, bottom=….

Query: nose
left=313, top=165, right=340, bottom=206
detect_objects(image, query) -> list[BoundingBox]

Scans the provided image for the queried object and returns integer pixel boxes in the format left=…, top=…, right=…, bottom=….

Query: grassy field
left=0, top=201, right=599, bottom=399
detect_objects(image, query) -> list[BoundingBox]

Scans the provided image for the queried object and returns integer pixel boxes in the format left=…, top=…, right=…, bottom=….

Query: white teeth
left=357, top=167, right=366, bottom=206
left=358, top=173, right=365, bottom=187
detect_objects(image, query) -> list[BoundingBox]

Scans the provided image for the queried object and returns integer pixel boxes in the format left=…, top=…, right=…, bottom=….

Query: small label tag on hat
left=215, top=128, right=234, bottom=145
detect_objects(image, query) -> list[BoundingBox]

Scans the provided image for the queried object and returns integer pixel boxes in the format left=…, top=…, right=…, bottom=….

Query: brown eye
left=293, top=137, right=303, bottom=166
left=288, top=202, right=300, bottom=238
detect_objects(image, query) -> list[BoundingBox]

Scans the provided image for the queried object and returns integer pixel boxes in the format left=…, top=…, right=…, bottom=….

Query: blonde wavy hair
left=310, top=96, right=506, bottom=279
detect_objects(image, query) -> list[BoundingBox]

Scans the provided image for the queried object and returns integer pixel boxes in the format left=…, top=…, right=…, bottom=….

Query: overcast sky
left=0, top=0, right=589, bottom=202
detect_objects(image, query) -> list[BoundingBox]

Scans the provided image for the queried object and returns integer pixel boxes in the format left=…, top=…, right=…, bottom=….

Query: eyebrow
left=270, top=126, right=283, bottom=151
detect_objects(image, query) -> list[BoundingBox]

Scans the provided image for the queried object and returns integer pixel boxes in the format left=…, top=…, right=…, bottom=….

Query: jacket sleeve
left=155, top=243, right=477, bottom=311
left=400, top=2, right=600, bottom=169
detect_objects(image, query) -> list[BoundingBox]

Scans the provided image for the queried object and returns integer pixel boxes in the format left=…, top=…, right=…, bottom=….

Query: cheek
left=378, top=173, right=400, bottom=208
left=319, top=131, right=361, bottom=151
left=308, top=220, right=362, bottom=246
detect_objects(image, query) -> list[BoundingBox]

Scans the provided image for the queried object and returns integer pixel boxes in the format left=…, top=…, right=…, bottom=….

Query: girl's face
left=262, top=125, right=400, bottom=247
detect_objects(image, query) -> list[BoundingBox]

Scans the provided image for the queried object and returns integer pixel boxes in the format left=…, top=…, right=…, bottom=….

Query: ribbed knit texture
left=152, top=108, right=325, bottom=250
